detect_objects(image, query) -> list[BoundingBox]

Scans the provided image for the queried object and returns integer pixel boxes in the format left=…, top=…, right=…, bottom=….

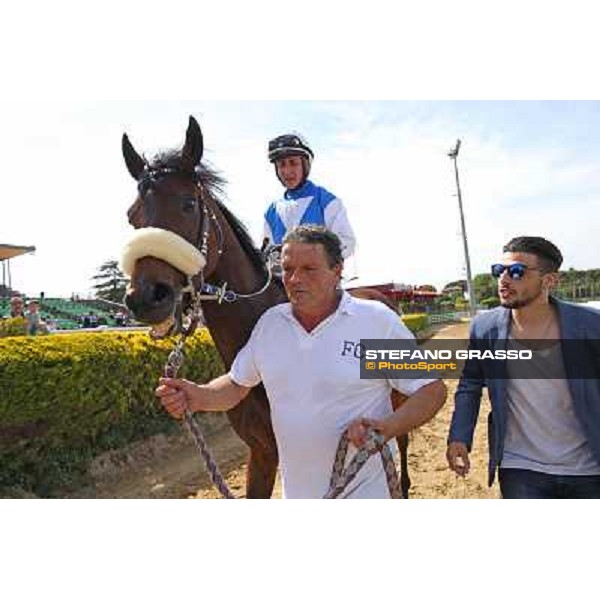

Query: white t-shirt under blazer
left=230, top=292, right=436, bottom=499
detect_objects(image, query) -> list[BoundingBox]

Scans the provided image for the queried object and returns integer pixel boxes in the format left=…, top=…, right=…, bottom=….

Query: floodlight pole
left=448, top=139, right=476, bottom=317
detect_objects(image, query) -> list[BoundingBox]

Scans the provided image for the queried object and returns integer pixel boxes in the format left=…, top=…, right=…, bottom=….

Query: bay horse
left=121, top=116, right=411, bottom=498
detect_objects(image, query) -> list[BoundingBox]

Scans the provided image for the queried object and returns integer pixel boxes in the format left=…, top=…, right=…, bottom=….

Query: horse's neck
left=202, top=291, right=283, bottom=367
left=200, top=208, right=286, bottom=366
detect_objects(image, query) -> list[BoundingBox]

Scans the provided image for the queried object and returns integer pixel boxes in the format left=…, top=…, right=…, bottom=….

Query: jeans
left=499, top=468, right=600, bottom=499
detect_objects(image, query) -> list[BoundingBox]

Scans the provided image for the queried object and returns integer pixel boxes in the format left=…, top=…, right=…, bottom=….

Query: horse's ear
left=122, top=133, right=146, bottom=180
left=181, top=116, right=204, bottom=171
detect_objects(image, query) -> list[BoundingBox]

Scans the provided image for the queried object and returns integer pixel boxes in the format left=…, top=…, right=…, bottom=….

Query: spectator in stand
left=7, top=296, right=26, bottom=319
left=25, top=300, right=48, bottom=335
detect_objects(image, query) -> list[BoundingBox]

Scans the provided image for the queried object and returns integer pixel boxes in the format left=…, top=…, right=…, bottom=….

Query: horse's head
left=121, top=116, right=221, bottom=334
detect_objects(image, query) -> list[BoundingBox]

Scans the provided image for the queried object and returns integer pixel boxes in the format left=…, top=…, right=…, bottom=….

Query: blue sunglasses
left=491, top=262, right=537, bottom=280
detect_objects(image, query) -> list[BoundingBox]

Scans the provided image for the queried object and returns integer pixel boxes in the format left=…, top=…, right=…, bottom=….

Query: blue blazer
left=448, top=298, right=600, bottom=486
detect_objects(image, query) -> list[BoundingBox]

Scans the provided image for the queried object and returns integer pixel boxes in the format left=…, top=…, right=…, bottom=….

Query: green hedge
left=0, top=317, right=27, bottom=338
left=401, top=313, right=429, bottom=334
left=0, top=329, right=225, bottom=495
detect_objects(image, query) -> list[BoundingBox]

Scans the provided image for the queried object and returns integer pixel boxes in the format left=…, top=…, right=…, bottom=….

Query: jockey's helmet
left=268, top=133, right=314, bottom=164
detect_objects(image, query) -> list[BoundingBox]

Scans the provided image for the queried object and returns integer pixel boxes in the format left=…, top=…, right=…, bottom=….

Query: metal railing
left=428, top=311, right=470, bottom=324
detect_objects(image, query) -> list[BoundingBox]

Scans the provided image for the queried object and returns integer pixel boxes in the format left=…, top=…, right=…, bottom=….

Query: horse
left=121, top=116, right=411, bottom=498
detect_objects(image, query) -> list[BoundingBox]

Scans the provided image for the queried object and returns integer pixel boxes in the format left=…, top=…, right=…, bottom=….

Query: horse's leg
left=391, top=391, right=411, bottom=499
left=227, top=387, right=279, bottom=499
left=245, top=444, right=279, bottom=499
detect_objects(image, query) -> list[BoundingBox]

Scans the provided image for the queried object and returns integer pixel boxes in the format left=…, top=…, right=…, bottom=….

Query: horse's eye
left=182, top=197, right=197, bottom=213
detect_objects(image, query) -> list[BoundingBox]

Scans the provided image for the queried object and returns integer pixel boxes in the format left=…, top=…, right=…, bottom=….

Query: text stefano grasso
left=364, top=349, right=532, bottom=361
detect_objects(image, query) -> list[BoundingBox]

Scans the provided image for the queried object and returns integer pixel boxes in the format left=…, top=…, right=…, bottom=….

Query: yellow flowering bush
left=0, top=328, right=225, bottom=494
left=0, top=317, right=27, bottom=338
left=401, top=313, right=429, bottom=334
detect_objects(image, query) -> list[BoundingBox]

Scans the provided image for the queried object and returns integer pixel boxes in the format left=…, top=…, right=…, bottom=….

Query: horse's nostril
left=153, top=283, right=172, bottom=304
left=125, top=282, right=175, bottom=324
left=143, top=282, right=175, bottom=310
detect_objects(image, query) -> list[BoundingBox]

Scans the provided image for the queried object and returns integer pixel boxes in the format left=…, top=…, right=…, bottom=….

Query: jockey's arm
left=262, top=219, right=274, bottom=250
left=324, top=199, right=356, bottom=258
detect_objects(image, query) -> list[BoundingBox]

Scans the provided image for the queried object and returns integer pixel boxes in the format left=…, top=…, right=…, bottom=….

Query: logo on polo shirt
left=341, top=340, right=366, bottom=359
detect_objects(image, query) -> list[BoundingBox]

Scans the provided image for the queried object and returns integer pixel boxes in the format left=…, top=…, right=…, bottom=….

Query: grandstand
left=1, top=243, right=36, bottom=297
left=0, top=244, right=136, bottom=330
left=1, top=242, right=133, bottom=330
left=0, top=296, right=132, bottom=330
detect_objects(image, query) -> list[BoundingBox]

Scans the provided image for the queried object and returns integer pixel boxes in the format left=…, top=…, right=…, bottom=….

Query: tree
left=555, top=268, right=600, bottom=301
left=91, top=260, right=129, bottom=303
left=442, top=279, right=467, bottom=295
left=473, top=273, right=496, bottom=301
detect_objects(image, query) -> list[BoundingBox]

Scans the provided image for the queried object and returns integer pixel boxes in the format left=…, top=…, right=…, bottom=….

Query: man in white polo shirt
left=156, top=226, right=446, bottom=498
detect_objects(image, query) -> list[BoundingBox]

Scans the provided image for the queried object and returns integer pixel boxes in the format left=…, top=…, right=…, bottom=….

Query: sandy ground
left=68, top=322, right=500, bottom=499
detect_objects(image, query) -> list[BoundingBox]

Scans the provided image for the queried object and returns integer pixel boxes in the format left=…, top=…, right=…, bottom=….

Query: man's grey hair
left=282, top=225, right=343, bottom=268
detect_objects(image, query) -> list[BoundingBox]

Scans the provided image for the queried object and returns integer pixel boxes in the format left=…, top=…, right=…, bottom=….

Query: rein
left=161, top=292, right=235, bottom=499
left=325, top=429, right=402, bottom=499
left=179, top=175, right=275, bottom=305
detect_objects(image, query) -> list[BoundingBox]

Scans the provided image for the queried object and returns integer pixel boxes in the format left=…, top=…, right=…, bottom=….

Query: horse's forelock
left=148, top=150, right=227, bottom=201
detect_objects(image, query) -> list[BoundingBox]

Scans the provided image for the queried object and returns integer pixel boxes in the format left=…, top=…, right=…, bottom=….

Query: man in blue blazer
left=447, top=236, right=600, bottom=498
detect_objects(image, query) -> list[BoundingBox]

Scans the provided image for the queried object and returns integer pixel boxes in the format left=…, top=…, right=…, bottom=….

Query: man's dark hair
left=503, top=236, right=563, bottom=272
left=282, top=225, right=343, bottom=268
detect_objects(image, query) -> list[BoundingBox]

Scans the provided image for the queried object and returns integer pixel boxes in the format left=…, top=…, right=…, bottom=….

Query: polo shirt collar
left=338, top=291, right=356, bottom=315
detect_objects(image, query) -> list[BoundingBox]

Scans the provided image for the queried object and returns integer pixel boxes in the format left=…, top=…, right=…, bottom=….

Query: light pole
left=448, top=139, right=476, bottom=317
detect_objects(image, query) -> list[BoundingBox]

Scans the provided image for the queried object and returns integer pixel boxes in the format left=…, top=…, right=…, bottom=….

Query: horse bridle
left=131, top=164, right=275, bottom=337
left=137, top=165, right=223, bottom=281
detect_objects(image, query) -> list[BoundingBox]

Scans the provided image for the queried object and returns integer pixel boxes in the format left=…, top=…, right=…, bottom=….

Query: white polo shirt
left=230, top=292, right=436, bottom=499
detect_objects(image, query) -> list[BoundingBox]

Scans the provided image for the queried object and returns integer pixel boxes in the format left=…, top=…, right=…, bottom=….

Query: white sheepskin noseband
left=120, top=227, right=206, bottom=277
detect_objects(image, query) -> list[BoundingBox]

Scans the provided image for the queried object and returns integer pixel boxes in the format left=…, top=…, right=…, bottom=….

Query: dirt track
left=69, top=322, right=500, bottom=499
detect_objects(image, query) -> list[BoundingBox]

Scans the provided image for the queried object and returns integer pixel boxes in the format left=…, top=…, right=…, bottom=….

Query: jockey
left=262, top=133, right=356, bottom=263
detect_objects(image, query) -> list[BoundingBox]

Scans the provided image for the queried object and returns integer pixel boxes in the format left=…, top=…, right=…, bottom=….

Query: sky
left=1, top=100, right=598, bottom=298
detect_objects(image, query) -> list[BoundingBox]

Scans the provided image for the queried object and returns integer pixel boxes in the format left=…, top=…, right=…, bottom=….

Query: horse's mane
left=215, top=200, right=267, bottom=276
left=149, top=149, right=267, bottom=276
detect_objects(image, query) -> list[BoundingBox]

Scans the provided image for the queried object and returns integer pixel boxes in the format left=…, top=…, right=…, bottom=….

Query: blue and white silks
left=263, top=180, right=356, bottom=259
